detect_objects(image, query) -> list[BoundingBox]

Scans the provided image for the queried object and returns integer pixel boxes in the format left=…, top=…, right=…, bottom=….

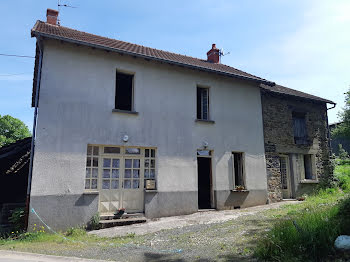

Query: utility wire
left=0, top=53, right=35, bottom=59
left=0, top=73, right=32, bottom=77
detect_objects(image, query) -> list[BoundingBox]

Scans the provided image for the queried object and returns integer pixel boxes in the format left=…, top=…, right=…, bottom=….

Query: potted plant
left=234, top=185, right=246, bottom=191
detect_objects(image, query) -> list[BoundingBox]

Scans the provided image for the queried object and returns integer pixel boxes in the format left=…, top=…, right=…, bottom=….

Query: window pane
left=151, top=160, right=155, bottom=168
left=92, top=168, right=98, bottom=178
left=124, top=180, right=131, bottom=189
left=125, top=159, right=132, bottom=168
left=103, top=169, right=110, bottom=178
left=111, top=180, right=119, bottom=189
left=145, top=149, right=149, bottom=157
left=104, top=147, right=121, bottom=154
left=144, top=159, right=150, bottom=168
left=133, top=159, right=140, bottom=168
left=103, top=158, right=111, bottom=168
left=133, top=180, right=139, bottom=189
left=112, top=169, right=119, bottom=178
left=93, top=146, right=99, bottom=155
left=145, top=169, right=149, bottom=178
left=86, top=157, right=91, bottom=167
left=133, top=169, right=140, bottom=178
left=93, top=157, right=99, bottom=167
left=85, top=179, right=90, bottom=189
left=86, top=168, right=91, bottom=178
left=125, top=169, right=131, bottom=178
left=202, top=88, right=208, bottom=120
left=112, top=159, right=120, bottom=168
left=151, top=149, right=155, bottom=158
left=87, top=146, right=92, bottom=155
left=102, top=180, right=110, bottom=189
left=150, top=169, right=155, bottom=179
left=125, top=148, right=141, bottom=154
left=91, top=179, right=97, bottom=189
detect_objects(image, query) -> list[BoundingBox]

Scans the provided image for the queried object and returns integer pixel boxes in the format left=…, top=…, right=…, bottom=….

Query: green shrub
left=88, top=213, right=100, bottom=230
left=8, top=208, right=25, bottom=232
left=65, top=227, right=87, bottom=237
left=338, top=144, right=349, bottom=160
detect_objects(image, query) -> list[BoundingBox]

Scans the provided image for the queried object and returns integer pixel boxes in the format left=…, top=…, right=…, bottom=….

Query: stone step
left=99, top=217, right=147, bottom=229
left=100, top=212, right=144, bottom=220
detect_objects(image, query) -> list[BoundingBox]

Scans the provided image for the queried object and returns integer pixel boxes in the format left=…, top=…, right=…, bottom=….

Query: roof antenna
left=57, top=0, right=77, bottom=25
left=219, top=48, right=230, bottom=58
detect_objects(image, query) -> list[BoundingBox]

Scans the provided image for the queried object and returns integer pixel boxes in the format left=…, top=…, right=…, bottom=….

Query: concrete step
left=100, top=212, right=144, bottom=220
left=99, top=217, right=147, bottom=229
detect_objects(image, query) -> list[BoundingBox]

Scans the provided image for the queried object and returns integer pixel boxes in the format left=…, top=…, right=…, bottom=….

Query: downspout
left=326, top=102, right=336, bottom=156
left=25, top=37, right=43, bottom=229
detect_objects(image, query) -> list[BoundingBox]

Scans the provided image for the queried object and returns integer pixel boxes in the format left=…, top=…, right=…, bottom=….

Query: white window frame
left=197, top=86, right=210, bottom=120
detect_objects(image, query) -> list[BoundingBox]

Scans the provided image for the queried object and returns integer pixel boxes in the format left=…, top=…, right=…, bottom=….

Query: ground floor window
left=232, top=152, right=245, bottom=189
left=299, top=154, right=316, bottom=180
left=84, top=145, right=157, bottom=191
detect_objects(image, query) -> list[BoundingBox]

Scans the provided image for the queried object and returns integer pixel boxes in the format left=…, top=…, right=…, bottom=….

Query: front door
left=280, top=156, right=291, bottom=199
left=99, top=155, right=144, bottom=214
left=197, top=155, right=212, bottom=209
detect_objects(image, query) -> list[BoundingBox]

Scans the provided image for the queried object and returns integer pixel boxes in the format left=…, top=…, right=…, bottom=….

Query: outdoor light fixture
left=202, top=141, right=209, bottom=148
left=123, top=135, right=129, bottom=142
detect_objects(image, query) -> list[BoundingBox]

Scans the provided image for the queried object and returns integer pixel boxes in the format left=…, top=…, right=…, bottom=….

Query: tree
left=332, top=87, right=350, bottom=138
left=338, top=144, right=349, bottom=160
left=0, top=115, right=31, bottom=147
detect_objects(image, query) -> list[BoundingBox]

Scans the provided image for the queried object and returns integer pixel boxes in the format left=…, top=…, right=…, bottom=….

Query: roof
left=31, top=21, right=274, bottom=85
left=260, top=84, right=335, bottom=104
left=30, top=21, right=335, bottom=106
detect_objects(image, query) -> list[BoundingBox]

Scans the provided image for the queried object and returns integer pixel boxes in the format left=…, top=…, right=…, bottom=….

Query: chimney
left=46, top=8, right=59, bottom=25
left=207, top=43, right=220, bottom=63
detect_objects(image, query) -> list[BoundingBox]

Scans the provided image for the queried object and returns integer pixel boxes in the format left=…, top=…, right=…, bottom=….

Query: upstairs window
left=303, top=154, right=315, bottom=180
left=115, top=71, right=133, bottom=111
left=197, top=87, right=209, bottom=120
left=292, top=112, right=307, bottom=144
left=232, top=152, right=245, bottom=189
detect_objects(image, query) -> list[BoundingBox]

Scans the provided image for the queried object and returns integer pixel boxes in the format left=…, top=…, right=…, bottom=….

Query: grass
left=255, top=162, right=350, bottom=262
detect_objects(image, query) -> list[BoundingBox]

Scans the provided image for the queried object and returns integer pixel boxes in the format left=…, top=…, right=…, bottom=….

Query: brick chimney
left=46, top=9, right=59, bottom=25
left=207, top=44, right=220, bottom=63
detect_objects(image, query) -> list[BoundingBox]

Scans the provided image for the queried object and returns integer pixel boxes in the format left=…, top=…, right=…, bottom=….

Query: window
left=115, top=71, right=133, bottom=111
left=232, top=152, right=245, bottom=189
left=300, top=154, right=316, bottom=180
left=292, top=112, right=308, bottom=144
left=144, top=148, right=156, bottom=188
left=85, top=145, right=99, bottom=190
left=197, top=87, right=209, bottom=120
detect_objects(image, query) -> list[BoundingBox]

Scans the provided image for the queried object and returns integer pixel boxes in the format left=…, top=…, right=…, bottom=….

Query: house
left=27, top=9, right=335, bottom=230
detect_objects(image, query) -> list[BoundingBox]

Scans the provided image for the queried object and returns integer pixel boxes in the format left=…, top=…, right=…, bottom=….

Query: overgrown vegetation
left=255, top=161, right=350, bottom=261
left=8, top=208, right=26, bottom=233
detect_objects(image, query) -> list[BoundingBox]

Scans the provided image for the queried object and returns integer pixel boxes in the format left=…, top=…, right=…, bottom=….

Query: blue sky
left=0, top=0, right=349, bottom=131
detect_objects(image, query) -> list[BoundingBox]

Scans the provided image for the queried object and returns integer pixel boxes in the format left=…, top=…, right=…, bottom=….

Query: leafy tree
left=338, top=144, right=349, bottom=160
left=332, top=87, right=350, bottom=138
left=0, top=115, right=31, bottom=147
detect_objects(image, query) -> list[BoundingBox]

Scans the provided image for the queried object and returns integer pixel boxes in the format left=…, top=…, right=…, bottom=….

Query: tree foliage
left=332, top=88, right=350, bottom=138
left=0, top=115, right=31, bottom=147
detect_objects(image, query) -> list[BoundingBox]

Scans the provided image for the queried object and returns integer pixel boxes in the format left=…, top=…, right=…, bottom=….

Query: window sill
left=145, top=189, right=158, bottom=193
left=195, top=119, right=215, bottom=124
left=230, top=189, right=249, bottom=192
left=112, top=109, right=139, bottom=115
left=83, top=191, right=99, bottom=195
left=300, top=179, right=319, bottom=184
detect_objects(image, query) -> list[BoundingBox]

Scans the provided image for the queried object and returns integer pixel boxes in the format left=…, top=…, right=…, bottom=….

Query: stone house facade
left=261, top=85, right=334, bottom=201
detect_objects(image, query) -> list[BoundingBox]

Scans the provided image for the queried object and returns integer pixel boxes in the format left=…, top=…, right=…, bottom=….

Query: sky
left=0, top=0, right=349, bottom=131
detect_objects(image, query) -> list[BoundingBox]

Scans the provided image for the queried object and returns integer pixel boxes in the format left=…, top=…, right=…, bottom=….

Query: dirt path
left=90, top=201, right=299, bottom=238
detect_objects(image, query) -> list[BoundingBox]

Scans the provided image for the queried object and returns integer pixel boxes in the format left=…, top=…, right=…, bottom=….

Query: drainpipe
left=25, top=37, right=43, bottom=229
left=326, top=103, right=336, bottom=156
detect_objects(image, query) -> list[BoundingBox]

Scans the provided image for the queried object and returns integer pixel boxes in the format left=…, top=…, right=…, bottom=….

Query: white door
left=280, top=156, right=291, bottom=199
left=98, top=152, right=144, bottom=214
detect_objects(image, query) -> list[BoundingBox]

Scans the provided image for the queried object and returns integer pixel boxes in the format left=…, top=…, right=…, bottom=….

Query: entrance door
left=99, top=156, right=144, bottom=214
left=197, top=156, right=212, bottom=209
left=280, top=156, right=291, bottom=199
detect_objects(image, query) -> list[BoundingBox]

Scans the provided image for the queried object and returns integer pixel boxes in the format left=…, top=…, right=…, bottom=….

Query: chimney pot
left=46, top=8, right=59, bottom=25
left=207, top=43, right=220, bottom=63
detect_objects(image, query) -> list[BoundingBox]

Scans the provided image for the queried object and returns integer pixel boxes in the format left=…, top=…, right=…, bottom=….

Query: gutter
left=26, top=37, right=43, bottom=229
left=31, top=31, right=275, bottom=87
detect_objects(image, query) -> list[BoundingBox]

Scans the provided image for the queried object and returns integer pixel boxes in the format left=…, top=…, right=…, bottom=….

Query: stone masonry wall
left=261, top=91, right=331, bottom=202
